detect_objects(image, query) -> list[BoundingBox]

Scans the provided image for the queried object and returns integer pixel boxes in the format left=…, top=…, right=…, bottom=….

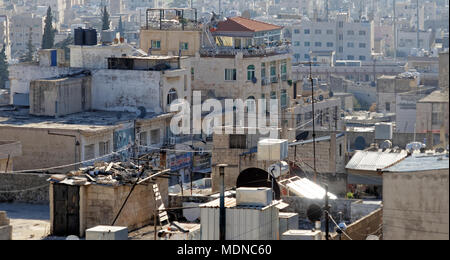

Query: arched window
left=246, top=96, right=256, bottom=113
left=167, top=89, right=178, bottom=105
left=247, top=65, right=255, bottom=81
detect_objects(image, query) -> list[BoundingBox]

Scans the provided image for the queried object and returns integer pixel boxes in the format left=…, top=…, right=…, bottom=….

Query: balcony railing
left=200, top=44, right=291, bottom=57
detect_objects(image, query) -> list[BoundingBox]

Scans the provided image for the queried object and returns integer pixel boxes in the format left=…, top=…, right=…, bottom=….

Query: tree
left=101, top=6, right=110, bottom=30
left=117, top=16, right=124, bottom=38
left=42, top=6, right=55, bottom=49
left=0, top=45, right=9, bottom=89
left=20, top=27, right=35, bottom=63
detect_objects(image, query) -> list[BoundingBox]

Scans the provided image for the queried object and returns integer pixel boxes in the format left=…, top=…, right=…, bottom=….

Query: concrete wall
left=8, top=63, right=72, bottom=104
left=383, top=169, right=449, bottom=240
left=91, top=69, right=163, bottom=113
left=69, top=44, right=135, bottom=69
left=0, top=173, right=51, bottom=204
left=29, top=76, right=92, bottom=117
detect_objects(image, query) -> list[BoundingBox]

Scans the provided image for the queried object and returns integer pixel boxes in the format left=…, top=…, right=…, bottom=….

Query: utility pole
left=393, top=0, right=397, bottom=60
left=324, top=184, right=329, bottom=240
left=416, top=0, right=420, bottom=49
left=218, top=164, right=228, bottom=240
left=309, top=61, right=317, bottom=183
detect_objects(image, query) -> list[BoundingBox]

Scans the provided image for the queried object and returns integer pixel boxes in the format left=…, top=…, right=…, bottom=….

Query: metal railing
left=200, top=44, right=291, bottom=57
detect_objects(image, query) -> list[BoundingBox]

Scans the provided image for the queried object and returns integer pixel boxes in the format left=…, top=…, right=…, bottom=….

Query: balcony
left=200, top=44, right=291, bottom=58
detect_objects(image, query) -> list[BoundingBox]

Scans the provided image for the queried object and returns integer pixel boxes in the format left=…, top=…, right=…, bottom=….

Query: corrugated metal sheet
left=281, top=177, right=337, bottom=200
left=345, top=150, right=408, bottom=172
left=200, top=199, right=280, bottom=240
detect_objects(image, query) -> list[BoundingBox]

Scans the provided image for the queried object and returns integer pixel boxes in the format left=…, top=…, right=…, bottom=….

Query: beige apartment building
left=9, top=13, right=43, bottom=59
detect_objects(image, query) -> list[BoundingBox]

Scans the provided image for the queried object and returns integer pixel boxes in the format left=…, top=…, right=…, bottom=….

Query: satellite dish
left=137, top=106, right=147, bottom=118
left=252, top=77, right=257, bottom=84
left=380, top=140, right=392, bottom=149
left=307, top=203, right=323, bottom=222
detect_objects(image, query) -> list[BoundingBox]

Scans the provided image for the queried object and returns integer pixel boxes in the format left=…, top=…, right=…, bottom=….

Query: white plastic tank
left=375, top=123, right=393, bottom=140
left=257, top=139, right=288, bottom=161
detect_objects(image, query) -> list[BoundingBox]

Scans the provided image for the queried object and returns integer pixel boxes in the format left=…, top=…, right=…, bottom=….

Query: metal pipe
left=218, top=164, right=228, bottom=240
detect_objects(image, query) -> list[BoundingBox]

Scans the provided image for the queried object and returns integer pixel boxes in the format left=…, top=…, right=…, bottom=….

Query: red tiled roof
left=213, top=16, right=283, bottom=33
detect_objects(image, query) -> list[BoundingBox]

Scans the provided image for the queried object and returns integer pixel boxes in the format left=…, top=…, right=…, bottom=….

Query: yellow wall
left=140, top=29, right=202, bottom=56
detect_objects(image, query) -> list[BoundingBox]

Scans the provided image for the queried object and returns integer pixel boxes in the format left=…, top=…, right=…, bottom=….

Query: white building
left=291, top=13, right=374, bottom=63
left=397, top=29, right=433, bottom=57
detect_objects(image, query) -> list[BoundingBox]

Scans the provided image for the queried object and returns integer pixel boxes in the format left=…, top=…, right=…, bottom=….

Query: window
left=359, top=43, right=366, bottom=48
left=304, top=54, right=310, bottom=59
left=294, top=41, right=300, bottom=46
left=151, top=129, right=161, bottom=145
left=225, top=69, right=237, bottom=81
left=99, top=141, right=110, bottom=156
left=270, top=62, right=277, bottom=83
left=151, top=40, right=161, bottom=49
left=347, top=55, right=354, bottom=60
left=326, top=42, right=333, bottom=47
left=347, top=30, right=354, bottom=35
left=281, top=61, right=287, bottom=81
left=280, top=89, right=287, bottom=108
left=261, top=62, right=266, bottom=81
left=191, top=67, right=195, bottom=80
left=246, top=96, right=256, bottom=112
left=167, top=89, right=178, bottom=105
left=304, top=41, right=310, bottom=47
left=359, top=55, right=366, bottom=60
left=84, top=144, right=95, bottom=160
left=315, top=29, right=321, bottom=34
left=270, top=91, right=277, bottom=100
left=338, top=21, right=344, bottom=28
left=304, top=29, right=310, bottom=34
left=347, top=42, right=354, bottom=48
left=385, top=102, right=391, bottom=112
left=338, top=47, right=343, bottom=53
left=229, top=134, right=247, bottom=149
left=315, top=42, right=322, bottom=47
left=359, top=30, right=366, bottom=36
left=294, top=29, right=300, bottom=34
left=180, top=42, right=188, bottom=50
left=432, top=103, right=442, bottom=125
left=247, top=65, right=255, bottom=81
left=339, top=144, right=342, bottom=157
left=139, top=132, right=148, bottom=146
left=327, top=29, right=333, bottom=34
left=338, top=34, right=343, bottom=40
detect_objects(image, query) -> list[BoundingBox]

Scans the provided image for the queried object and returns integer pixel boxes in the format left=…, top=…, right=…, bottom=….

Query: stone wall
left=79, top=177, right=169, bottom=236
left=0, top=173, right=50, bottom=204
left=331, top=207, right=383, bottom=240
left=0, top=211, right=12, bottom=240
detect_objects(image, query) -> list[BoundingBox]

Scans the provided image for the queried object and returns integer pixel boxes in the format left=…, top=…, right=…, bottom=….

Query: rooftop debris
left=47, top=161, right=167, bottom=186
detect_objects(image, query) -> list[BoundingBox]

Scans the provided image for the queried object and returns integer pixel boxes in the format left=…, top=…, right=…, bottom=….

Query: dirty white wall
left=69, top=44, right=135, bottom=69
left=91, top=69, right=163, bottom=113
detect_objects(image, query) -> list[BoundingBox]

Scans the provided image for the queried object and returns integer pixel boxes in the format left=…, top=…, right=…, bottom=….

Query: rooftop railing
left=200, top=44, right=291, bottom=57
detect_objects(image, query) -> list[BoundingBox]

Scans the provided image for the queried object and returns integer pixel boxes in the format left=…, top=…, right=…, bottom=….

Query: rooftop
left=418, top=90, right=449, bottom=103
left=212, top=16, right=283, bottom=34
left=0, top=108, right=170, bottom=133
left=384, top=153, right=449, bottom=172
left=346, top=150, right=409, bottom=172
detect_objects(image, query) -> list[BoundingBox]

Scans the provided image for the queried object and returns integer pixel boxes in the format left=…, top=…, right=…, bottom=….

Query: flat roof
left=0, top=108, right=169, bottom=133
left=384, top=154, right=449, bottom=172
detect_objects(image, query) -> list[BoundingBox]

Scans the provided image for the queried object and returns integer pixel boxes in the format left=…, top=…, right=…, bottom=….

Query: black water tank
left=83, top=28, right=97, bottom=46
left=74, top=27, right=84, bottom=45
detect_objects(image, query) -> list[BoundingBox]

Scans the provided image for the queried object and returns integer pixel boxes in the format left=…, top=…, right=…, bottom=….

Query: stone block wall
left=0, top=173, right=50, bottom=204
left=0, top=211, right=12, bottom=240
left=331, top=207, right=383, bottom=240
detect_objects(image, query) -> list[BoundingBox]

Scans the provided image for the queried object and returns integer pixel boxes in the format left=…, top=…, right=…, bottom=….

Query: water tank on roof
left=84, top=28, right=97, bottom=46
left=101, top=30, right=115, bottom=44
left=74, top=27, right=84, bottom=45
